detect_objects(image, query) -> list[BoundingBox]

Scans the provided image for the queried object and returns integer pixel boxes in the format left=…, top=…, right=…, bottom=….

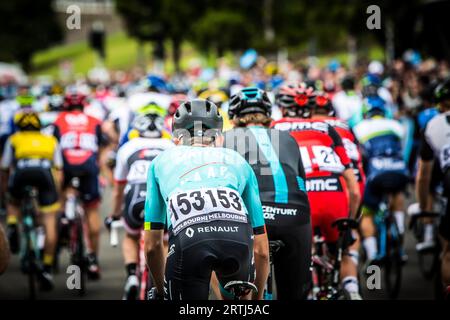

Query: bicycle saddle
left=269, top=240, right=285, bottom=253
left=331, top=218, right=358, bottom=231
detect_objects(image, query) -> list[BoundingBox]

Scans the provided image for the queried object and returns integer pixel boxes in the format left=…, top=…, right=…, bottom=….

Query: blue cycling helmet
left=364, top=96, right=387, bottom=118
left=228, top=87, right=272, bottom=119
left=147, top=75, right=167, bottom=93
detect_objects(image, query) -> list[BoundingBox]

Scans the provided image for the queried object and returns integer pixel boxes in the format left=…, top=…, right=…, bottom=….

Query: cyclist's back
left=144, top=99, right=268, bottom=300
left=224, top=87, right=312, bottom=299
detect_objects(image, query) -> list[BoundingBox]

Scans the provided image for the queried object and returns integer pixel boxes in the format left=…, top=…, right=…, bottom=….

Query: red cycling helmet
left=310, top=91, right=335, bottom=117
left=63, top=93, right=87, bottom=110
left=168, top=94, right=187, bottom=116
left=276, top=82, right=314, bottom=117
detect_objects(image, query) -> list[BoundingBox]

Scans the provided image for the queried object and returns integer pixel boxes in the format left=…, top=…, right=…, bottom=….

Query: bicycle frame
left=20, top=187, right=40, bottom=300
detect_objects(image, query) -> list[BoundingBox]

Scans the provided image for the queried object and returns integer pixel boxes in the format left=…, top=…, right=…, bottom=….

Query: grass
left=31, top=32, right=151, bottom=78
left=30, top=32, right=385, bottom=79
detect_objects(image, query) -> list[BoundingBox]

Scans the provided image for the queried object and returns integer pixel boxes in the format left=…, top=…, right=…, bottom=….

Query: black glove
left=342, top=227, right=357, bottom=249
left=104, top=215, right=120, bottom=231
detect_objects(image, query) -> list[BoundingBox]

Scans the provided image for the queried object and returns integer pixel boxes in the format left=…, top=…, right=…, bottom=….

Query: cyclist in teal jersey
left=144, top=99, right=269, bottom=300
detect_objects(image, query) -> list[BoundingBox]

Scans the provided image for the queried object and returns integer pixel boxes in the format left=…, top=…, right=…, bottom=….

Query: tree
left=0, top=0, right=62, bottom=72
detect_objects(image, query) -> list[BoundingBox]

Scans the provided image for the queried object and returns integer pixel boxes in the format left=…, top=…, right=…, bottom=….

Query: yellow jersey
left=1, top=131, right=62, bottom=169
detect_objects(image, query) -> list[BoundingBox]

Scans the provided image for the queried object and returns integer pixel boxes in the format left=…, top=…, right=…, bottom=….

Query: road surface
left=0, top=188, right=437, bottom=300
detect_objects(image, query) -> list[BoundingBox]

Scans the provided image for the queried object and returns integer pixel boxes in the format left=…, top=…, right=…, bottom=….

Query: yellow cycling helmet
left=14, top=111, right=41, bottom=131
left=198, top=89, right=229, bottom=108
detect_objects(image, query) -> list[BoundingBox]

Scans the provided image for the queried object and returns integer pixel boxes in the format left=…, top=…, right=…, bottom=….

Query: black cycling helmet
left=172, top=99, right=223, bottom=138
left=434, top=77, right=450, bottom=103
left=341, top=75, right=355, bottom=91
left=228, top=87, right=272, bottom=119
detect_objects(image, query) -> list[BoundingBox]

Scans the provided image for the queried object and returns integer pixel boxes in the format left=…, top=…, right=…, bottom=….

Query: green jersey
left=144, top=145, right=266, bottom=235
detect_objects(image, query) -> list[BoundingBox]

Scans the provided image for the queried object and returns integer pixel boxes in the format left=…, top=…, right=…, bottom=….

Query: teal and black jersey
left=144, top=145, right=266, bottom=235
left=223, top=126, right=310, bottom=226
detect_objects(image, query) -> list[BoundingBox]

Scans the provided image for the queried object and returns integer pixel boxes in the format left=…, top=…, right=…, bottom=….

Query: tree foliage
left=0, top=0, right=62, bottom=71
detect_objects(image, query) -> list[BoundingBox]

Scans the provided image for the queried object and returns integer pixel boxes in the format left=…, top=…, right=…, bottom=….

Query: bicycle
left=19, top=186, right=44, bottom=300
left=310, top=218, right=358, bottom=300
left=223, top=281, right=258, bottom=300
left=263, top=240, right=285, bottom=300
left=109, top=218, right=151, bottom=300
left=55, top=177, right=87, bottom=296
left=372, top=199, right=404, bottom=299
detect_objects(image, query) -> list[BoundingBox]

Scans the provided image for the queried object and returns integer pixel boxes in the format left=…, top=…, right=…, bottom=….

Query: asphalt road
left=0, top=187, right=437, bottom=300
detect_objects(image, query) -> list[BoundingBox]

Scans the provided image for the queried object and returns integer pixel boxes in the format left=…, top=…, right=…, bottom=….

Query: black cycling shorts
left=123, top=183, right=146, bottom=235
left=363, top=170, right=409, bottom=211
left=439, top=170, right=450, bottom=241
left=164, top=220, right=255, bottom=300
left=266, top=223, right=312, bottom=300
left=63, top=156, right=100, bottom=204
left=8, top=167, right=59, bottom=211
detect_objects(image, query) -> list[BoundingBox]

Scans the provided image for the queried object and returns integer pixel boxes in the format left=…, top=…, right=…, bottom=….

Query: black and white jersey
left=114, top=137, right=174, bottom=185
left=420, top=111, right=450, bottom=172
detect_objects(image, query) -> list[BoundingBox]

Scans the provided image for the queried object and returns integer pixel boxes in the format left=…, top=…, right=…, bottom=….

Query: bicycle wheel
left=71, top=219, right=86, bottom=296
left=418, top=247, right=440, bottom=280
left=26, top=236, right=37, bottom=300
left=383, top=222, right=403, bottom=299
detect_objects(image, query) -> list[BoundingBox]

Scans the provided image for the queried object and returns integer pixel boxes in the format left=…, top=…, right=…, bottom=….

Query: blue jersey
left=144, top=146, right=266, bottom=236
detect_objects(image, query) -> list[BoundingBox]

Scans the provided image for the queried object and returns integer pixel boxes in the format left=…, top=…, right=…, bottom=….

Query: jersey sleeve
left=329, top=125, right=351, bottom=168
left=53, top=141, right=63, bottom=169
left=419, top=129, right=434, bottom=161
left=0, top=137, right=13, bottom=169
left=242, top=163, right=266, bottom=235
left=113, top=147, right=128, bottom=184
left=144, top=160, right=166, bottom=230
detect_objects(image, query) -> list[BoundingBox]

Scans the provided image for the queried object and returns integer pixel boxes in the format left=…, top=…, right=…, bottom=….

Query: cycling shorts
left=266, top=223, right=312, bottom=299
left=122, top=183, right=146, bottom=235
left=63, top=155, right=100, bottom=205
left=440, top=170, right=450, bottom=241
left=164, top=220, right=255, bottom=300
left=363, top=170, right=409, bottom=212
left=306, top=174, right=349, bottom=243
left=8, top=165, right=59, bottom=213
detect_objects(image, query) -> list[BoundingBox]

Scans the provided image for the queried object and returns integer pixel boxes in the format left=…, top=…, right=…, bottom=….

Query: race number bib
left=300, top=146, right=345, bottom=173
left=440, top=144, right=450, bottom=170
left=168, top=187, right=247, bottom=235
left=127, top=160, right=151, bottom=182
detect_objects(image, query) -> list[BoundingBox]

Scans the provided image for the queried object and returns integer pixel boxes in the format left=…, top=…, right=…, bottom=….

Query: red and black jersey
left=271, top=118, right=351, bottom=176
left=53, top=111, right=103, bottom=166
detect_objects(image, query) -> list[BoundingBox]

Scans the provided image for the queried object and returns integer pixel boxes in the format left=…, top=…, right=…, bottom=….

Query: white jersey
left=114, top=137, right=174, bottom=185
left=332, top=91, right=363, bottom=122
left=422, top=111, right=450, bottom=171
left=108, top=103, right=133, bottom=143
left=353, top=118, right=404, bottom=144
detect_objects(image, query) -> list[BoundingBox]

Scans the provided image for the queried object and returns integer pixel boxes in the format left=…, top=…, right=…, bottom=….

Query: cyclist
left=0, top=224, right=9, bottom=275
left=224, top=87, right=312, bottom=299
left=53, top=92, right=106, bottom=280
left=273, top=83, right=362, bottom=299
left=108, top=105, right=174, bottom=300
left=198, top=88, right=233, bottom=131
left=144, top=99, right=269, bottom=300
left=416, top=78, right=450, bottom=295
left=352, top=96, right=409, bottom=264
left=332, top=75, right=363, bottom=128
left=0, top=111, right=62, bottom=290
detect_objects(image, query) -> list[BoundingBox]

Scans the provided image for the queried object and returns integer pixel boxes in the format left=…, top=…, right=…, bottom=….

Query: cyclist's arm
left=0, top=138, right=13, bottom=194
left=242, top=166, right=269, bottom=300
left=416, top=132, right=434, bottom=211
left=144, top=161, right=166, bottom=295
left=111, top=148, right=128, bottom=218
left=329, top=126, right=361, bottom=217
left=52, top=141, right=63, bottom=189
